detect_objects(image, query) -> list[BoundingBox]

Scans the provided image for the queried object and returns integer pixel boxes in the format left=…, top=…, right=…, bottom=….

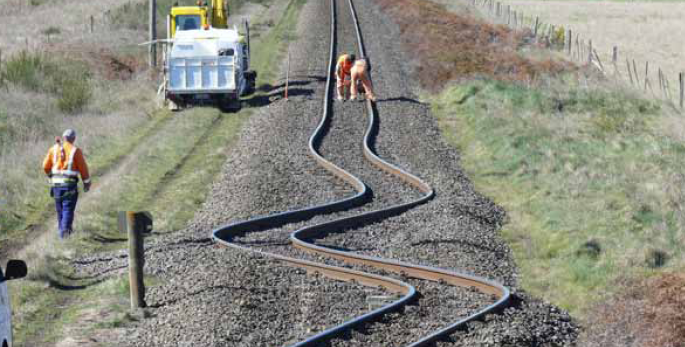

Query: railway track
left=212, top=0, right=510, bottom=345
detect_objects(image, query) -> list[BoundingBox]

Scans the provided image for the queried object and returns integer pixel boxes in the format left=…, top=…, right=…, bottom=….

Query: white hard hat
left=62, top=129, right=76, bottom=140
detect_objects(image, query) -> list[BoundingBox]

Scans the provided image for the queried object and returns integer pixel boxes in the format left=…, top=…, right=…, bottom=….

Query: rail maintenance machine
left=161, top=0, right=257, bottom=111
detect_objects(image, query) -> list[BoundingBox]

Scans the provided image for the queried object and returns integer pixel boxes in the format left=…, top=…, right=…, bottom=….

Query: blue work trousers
left=52, top=186, right=78, bottom=239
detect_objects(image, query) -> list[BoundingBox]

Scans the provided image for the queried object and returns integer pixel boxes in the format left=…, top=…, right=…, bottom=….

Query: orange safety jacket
left=43, top=141, right=90, bottom=186
left=335, top=54, right=353, bottom=80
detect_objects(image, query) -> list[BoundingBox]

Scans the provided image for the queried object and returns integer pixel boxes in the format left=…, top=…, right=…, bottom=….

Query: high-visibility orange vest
left=336, top=54, right=353, bottom=79
left=43, top=141, right=90, bottom=186
left=351, top=59, right=368, bottom=79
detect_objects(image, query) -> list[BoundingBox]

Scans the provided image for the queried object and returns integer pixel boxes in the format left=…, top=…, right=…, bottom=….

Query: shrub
left=1, top=51, right=92, bottom=113
left=1, top=50, right=46, bottom=91
left=55, top=75, right=91, bottom=113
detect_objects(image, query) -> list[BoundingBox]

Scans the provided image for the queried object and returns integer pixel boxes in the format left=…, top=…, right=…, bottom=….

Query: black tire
left=244, top=70, right=257, bottom=96
left=219, top=97, right=241, bottom=112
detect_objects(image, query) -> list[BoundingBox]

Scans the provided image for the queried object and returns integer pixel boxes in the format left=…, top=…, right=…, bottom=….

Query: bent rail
left=212, top=0, right=510, bottom=346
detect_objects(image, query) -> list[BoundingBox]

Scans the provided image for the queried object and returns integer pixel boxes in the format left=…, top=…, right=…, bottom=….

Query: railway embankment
left=376, top=0, right=685, bottom=345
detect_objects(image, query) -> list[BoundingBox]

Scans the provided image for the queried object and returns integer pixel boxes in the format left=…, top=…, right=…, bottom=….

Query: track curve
left=212, top=0, right=510, bottom=345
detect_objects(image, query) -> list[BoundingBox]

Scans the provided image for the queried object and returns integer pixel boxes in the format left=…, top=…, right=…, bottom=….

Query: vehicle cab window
left=176, top=15, right=201, bottom=32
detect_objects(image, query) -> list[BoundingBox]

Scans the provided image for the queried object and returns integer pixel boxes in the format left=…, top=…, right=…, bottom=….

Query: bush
left=2, top=50, right=46, bottom=91
left=1, top=51, right=92, bottom=113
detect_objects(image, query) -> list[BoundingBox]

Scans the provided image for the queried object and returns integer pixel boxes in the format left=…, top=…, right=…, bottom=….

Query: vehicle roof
left=170, top=6, right=206, bottom=15
left=174, top=28, right=241, bottom=43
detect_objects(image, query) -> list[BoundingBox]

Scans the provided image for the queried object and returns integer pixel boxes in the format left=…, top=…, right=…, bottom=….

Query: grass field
left=499, top=0, right=685, bottom=93
left=2, top=0, right=305, bottom=345
left=377, top=0, right=685, bottom=344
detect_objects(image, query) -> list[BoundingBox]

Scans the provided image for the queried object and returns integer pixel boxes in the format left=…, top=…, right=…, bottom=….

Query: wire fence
left=471, top=0, right=685, bottom=110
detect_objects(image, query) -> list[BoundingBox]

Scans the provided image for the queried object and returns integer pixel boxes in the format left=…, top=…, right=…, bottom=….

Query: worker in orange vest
left=335, top=53, right=355, bottom=101
left=350, top=58, right=377, bottom=102
left=42, top=129, right=91, bottom=239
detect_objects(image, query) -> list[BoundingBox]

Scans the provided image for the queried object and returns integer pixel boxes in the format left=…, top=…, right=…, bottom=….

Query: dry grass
left=581, top=273, right=685, bottom=347
left=0, top=0, right=142, bottom=56
left=501, top=0, right=685, bottom=96
left=373, top=0, right=571, bottom=91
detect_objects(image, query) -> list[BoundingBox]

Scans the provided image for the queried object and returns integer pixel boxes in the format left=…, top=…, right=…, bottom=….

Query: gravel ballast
left=74, top=0, right=580, bottom=345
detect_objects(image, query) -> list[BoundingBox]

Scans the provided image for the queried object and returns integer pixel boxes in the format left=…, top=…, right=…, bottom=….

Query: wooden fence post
left=534, top=16, right=539, bottom=38
left=612, top=46, right=618, bottom=64
left=587, top=40, right=593, bottom=65
left=119, top=211, right=153, bottom=309
left=593, top=50, right=605, bottom=73
left=633, top=60, right=640, bottom=86
left=678, top=72, right=685, bottom=110
left=149, top=0, right=157, bottom=67
left=644, top=61, right=649, bottom=92
left=507, top=5, right=511, bottom=25
left=90, top=16, right=94, bottom=33
left=513, top=10, right=517, bottom=27
left=626, top=59, right=634, bottom=85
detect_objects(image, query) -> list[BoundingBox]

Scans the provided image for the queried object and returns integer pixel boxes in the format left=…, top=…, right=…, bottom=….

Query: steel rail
left=213, top=0, right=418, bottom=345
left=292, top=0, right=511, bottom=346
left=212, top=0, right=511, bottom=346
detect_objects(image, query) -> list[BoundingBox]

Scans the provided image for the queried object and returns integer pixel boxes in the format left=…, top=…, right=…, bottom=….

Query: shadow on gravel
left=314, top=243, right=377, bottom=253
left=148, top=284, right=249, bottom=309
left=245, top=86, right=316, bottom=107
left=90, top=233, right=127, bottom=244
left=410, top=238, right=507, bottom=257
left=376, top=96, right=423, bottom=104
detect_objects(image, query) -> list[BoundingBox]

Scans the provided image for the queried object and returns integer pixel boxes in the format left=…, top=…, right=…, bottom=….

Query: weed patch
left=374, top=0, right=571, bottom=91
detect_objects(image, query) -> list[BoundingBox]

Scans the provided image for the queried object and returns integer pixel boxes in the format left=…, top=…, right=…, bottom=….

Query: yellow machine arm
left=211, top=0, right=228, bottom=29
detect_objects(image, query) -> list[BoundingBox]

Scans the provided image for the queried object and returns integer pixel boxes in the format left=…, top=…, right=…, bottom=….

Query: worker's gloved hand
left=84, top=182, right=91, bottom=193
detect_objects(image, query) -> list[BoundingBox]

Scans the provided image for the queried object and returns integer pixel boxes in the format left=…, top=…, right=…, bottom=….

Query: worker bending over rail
left=42, top=129, right=91, bottom=239
left=350, top=58, right=376, bottom=102
left=335, top=53, right=355, bottom=101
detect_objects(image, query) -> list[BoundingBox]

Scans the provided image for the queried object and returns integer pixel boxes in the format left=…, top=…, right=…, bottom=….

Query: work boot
left=337, top=95, right=344, bottom=102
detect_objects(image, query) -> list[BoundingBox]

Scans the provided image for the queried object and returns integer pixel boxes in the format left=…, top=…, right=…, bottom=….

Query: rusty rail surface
left=212, top=0, right=510, bottom=345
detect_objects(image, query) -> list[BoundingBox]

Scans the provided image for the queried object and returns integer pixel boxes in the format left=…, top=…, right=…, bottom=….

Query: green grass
left=432, top=77, right=685, bottom=316
left=251, top=0, right=306, bottom=87
left=9, top=264, right=158, bottom=345
left=8, top=0, right=306, bottom=344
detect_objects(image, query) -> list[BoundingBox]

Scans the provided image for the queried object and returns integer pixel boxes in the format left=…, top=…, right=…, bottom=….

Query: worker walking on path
left=350, top=58, right=377, bottom=102
left=335, top=53, right=355, bottom=101
left=42, top=129, right=91, bottom=239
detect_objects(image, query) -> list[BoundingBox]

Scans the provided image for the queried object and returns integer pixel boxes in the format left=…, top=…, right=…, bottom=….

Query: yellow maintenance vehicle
left=169, top=0, right=229, bottom=38
left=160, top=0, right=256, bottom=111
